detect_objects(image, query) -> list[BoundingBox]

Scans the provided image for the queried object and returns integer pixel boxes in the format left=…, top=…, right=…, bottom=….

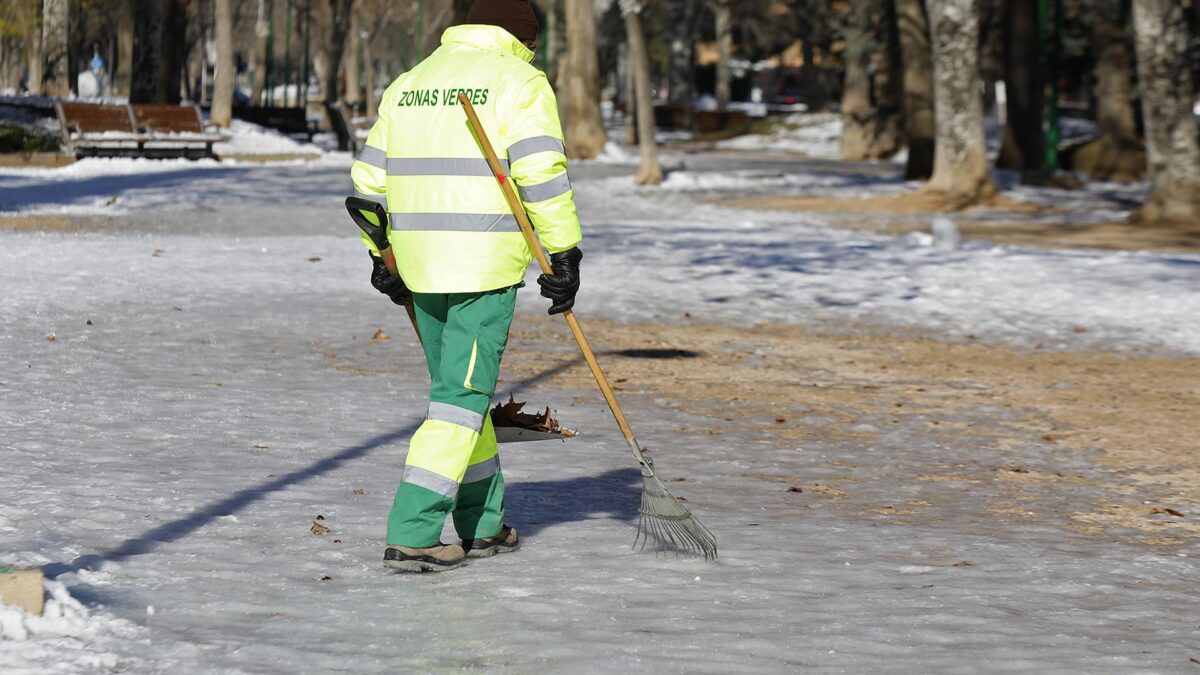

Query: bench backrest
left=131, top=104, right=205, bottom=134
left=56, top=103, right=136, bottom=134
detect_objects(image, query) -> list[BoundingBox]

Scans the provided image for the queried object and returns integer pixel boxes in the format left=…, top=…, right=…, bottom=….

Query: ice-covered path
left=2, top=155, right=1199, bottom=672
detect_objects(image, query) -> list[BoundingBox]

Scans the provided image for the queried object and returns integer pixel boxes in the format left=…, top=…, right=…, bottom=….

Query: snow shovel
left=457, top=94, right=717, bottom=559
left=345, top=196, right=571, bottom=445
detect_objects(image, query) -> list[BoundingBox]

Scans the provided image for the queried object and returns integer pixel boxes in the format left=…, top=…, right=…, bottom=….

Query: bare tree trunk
left=841, top=1, right=872, bottom=159
left=321, top=0, right=353, bottom=104
left=212, top=0, right=234, bottom=127
left=843, top=0, right=904, bottom=161
left=114, top=0, right=134, bottom=97
left=186, top=4, right=205, bottom=105
left=1, top=41, right=15, bottom=91
left=622, top=1, right=661, bottom=185
left=925, top=0, right=995, bottom=201
left=25, top=12, right=43, bottom=95
left=996, top=0, right=1044, bottom=175
left=363, top=17, right=381, bottom=117
left=157, top=0, right=187, bottom=103
left=1131, top=0, right=1200, bottom=223
left=1070, top=0, right=1144, bottom=182
left=713, top=0, right=731, bottom=110
left=896, top=0, right=936, bottom=179
left=131, top=0, right=163, bottom=102
left=623, top=45, right=635, bottom=145
left=667, top=0, right=697, bottom=105
left=562, top=0, right=605, bottom=158
left=250, top=0, right=270, bottom=105
left=872, top=1, right=905, bottom=158
left=41, top=0, right=68, bottom=97
left=343, top=11, right=361, bottom=105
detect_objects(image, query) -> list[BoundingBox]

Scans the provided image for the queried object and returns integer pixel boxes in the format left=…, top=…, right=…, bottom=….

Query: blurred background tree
left=0, top=0, right=1197, bottom=218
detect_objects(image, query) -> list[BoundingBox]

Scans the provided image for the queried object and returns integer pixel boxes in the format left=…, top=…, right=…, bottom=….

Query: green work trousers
left=386, top=285, right=517, bottom=547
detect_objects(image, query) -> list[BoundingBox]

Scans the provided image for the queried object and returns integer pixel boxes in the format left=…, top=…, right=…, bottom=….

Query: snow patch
left=0, top=579, right=144, bottom=674
left=214, top=119, right=321, bottom=158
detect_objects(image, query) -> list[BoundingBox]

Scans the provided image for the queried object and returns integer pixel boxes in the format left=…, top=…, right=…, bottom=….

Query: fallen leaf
left=372, top=328, right=389, bottom=340
left=310, top=521, right=330, bottom=535
left=352, top=488, right=365, bottom=496
left=1149, top=507, right=1185, bottom=518
left=490, top=395, right=574, bottom=436
left=1042, top=433, right=1057, bottom=441
left=307, top=257, right=322, bottom=262
left=1072, top=326, right=1088, bottom=334
left=46, top=335, right=56, bottom=342
left=270, top=612, right=285, bottom=618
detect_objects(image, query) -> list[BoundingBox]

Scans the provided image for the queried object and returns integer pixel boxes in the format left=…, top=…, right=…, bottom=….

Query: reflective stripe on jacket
left=350, top=24, right=583, bottom=294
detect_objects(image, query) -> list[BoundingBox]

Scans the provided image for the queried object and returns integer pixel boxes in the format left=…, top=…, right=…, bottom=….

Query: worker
left=350, top=0, right=583, bottom=572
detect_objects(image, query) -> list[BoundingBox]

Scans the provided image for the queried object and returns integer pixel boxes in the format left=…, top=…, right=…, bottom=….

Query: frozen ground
left=2, top=153, right=1199, bottom=672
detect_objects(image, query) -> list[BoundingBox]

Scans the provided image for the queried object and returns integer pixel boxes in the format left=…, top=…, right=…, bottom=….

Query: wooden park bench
left=55, top=102, right=226, bottom=159
left=233, top=105, right=318, bottom=142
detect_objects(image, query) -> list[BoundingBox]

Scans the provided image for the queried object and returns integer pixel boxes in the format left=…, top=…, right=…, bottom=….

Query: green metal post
left=283, top=2, right=293, bottom=106
left=301, top=0, right=310, bottom=109
left=1039, top=0, right=1062, bottom=174
left=540, top=18, right=548, bottom=71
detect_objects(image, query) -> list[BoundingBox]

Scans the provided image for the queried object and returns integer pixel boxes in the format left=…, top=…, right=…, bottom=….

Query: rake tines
left=632, top=471, right=718, bottom=560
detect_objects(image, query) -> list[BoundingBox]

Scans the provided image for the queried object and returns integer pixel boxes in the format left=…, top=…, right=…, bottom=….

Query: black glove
left=536, top=247, right=582, bottom=315
left=369, top=254, right=411, bottom=306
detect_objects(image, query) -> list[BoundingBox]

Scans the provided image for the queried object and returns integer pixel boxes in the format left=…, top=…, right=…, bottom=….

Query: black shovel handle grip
left=345, top=196, right=390, bottom=252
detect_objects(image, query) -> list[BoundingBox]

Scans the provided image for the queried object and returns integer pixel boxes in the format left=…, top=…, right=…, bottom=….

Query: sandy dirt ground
left=500, top=312, right=1200, bottom=548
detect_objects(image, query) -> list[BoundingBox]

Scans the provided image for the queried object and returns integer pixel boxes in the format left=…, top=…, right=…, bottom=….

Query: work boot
left=383, top=543, right=467, bottom=572
left=463, top=526, right=519, bottom=558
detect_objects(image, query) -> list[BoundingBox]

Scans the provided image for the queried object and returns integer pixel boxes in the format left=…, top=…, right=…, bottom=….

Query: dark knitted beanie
left=465, top=0, right=540, bottom=44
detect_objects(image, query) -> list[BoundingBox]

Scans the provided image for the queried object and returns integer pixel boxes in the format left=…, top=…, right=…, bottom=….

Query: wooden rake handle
left=458, top=94, right=645, bottom=457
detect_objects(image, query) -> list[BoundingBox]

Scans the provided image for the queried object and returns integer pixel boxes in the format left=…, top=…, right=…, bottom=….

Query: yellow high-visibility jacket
left=350, top=24, right=583, bottom=294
